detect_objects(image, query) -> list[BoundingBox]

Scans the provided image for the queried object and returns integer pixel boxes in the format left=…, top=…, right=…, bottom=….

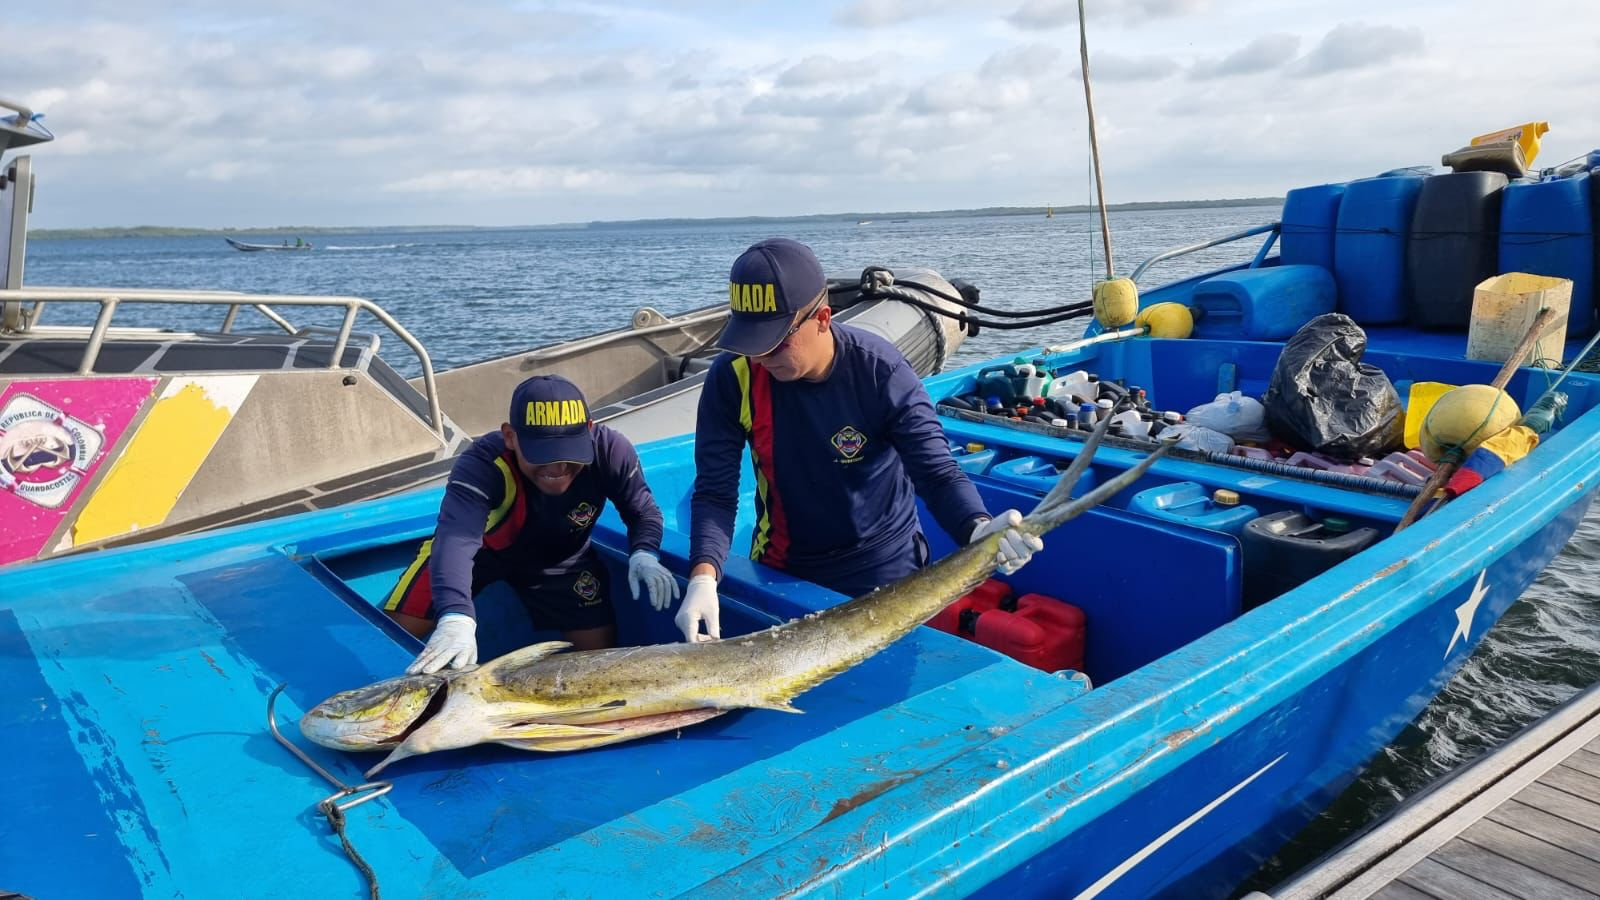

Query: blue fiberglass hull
left=6, top=298, right=1600, bottom=895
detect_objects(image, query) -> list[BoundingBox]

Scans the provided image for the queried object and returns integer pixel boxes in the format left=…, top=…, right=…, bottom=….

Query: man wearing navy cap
left=385, top=375, right=677, bottom=673
left=675, top=238, right=1042, bottom=642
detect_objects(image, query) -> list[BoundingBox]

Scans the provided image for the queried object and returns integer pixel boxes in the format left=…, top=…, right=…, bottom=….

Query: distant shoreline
left=28, top=197, right=1282, bottom=240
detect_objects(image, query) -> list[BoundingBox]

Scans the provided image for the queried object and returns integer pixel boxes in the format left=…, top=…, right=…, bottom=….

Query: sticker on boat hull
left=0, top=377, right=158, bottom=565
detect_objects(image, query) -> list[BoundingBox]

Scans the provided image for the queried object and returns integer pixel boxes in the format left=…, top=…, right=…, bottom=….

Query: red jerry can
left=929, top=578, right=1011, bottom=636
left=973, top=593, right=1086, bottom=673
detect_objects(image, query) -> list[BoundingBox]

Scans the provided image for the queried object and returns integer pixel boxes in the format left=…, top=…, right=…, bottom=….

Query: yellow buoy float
left=1134, top=302, right=1194, bottom=339
left=1420, top=384, right=1522, bottom=462
left=1093, top=277, right=1139, bottom=328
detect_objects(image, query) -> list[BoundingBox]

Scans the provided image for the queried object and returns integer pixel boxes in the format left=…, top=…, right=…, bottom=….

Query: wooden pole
left=1393, top=307, right=1559, bottom=533
left=1077, top=0, right=1114, bottom=280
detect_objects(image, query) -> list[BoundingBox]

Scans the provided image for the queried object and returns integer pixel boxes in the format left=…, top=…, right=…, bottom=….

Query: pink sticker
left=0, top=377, right=158, bottom=565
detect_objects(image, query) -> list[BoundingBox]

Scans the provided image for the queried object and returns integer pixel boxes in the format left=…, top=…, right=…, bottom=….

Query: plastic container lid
left=1213, top=489, right=1241, bottom=506
left=1322, top=515, right=1352, bottom=535
left=965, top=442, right=986, bottom=453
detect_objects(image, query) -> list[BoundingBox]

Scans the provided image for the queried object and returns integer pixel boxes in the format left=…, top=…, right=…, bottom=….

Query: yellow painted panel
left=71, top=379, right=246, bottom=544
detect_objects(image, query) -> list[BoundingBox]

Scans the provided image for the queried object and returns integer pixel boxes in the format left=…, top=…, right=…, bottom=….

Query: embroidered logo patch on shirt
left=573, top=570, right=601, bottom=605
left=566, top=501, right=598, bottom=529
left=830, top=425, right=867, bottom=460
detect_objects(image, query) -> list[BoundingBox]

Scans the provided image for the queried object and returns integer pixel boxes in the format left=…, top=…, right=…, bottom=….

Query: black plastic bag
left=1262, top=313, right=1404, bottom=461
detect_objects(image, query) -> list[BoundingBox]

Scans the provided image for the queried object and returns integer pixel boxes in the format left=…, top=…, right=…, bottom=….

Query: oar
left=1393, top=307, right=1559, bottom=533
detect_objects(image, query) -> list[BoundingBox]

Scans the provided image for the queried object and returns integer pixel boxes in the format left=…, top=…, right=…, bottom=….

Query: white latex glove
left=406, top=613, right=477, bottom=674
left=674, top=574, right=721, bottom=643
left=628, top=550, right=680, bottom=611
left=970, top=510, right=1044, bottom=575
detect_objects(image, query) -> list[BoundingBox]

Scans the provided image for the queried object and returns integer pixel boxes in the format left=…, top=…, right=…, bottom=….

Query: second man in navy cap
left=385, top=374, right=678, bottom=673
left=676, top=238, right=1042, bottom=641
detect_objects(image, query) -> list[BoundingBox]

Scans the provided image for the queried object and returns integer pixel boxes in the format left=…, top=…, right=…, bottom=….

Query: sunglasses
left=758, top=292, right=827, bottom=357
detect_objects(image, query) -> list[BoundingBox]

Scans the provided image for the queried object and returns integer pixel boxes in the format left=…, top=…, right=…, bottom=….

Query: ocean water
left=22, top=208, right=1600, bottom=891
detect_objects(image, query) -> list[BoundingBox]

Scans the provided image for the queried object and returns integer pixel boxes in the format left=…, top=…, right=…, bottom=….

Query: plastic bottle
left=1096, top=398, right=1115, bottom=421
left=1048, top=370, right=1095, bottom=404
left=985, top=396, right=1005, bottom=416
left=1079, top=402, right=1098, bottom=425
left=1110, top=409, right=1150, bottom=439
left=1519, top=391, right=1568, bottom=435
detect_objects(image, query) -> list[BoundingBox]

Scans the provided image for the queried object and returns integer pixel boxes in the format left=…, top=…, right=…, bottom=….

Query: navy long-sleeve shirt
left=431, top=424, right=664, bottom=619
left=690, top=324, right=988, bottom=590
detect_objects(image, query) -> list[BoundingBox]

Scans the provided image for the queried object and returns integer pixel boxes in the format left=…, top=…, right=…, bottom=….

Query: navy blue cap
left=716, top=238, right=827, bottom=356
left=508, top=375, right=594, bottom=465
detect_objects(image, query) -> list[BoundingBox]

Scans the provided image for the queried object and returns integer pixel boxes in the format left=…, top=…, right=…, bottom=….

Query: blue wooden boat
left=7, top=179, right=1600, bottom=897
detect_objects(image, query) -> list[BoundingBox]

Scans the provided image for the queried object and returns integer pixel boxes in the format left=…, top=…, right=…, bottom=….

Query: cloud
left=979, top=43, right=1063, bottom=80
left=777, top=55, right=874, bottom=88
left=746, top=88, right=895, bottom=119
left=1190, top=33, right=1300, bottom=79
left=1073, top=52, right=1179, bottom=82
left=833, top=0, right=967, bottom=28
left=1007, top=0, right=1210, bottom=30
left=1296, top=23, right=1422, bottom=77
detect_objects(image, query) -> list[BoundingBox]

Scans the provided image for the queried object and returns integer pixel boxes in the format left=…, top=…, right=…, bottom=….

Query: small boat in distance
left=225, top=237, right=313, bottom=252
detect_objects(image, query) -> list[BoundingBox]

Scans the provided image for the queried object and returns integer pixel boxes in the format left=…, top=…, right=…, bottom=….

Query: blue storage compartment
left=987, top=455, right=1059, bottom=493
left=1501, top=171, right=1595, bottom=335
left=1190, top=265, right=1337, bottom=340
left=1129, top=482, right=1258, bottom=536
left=1334, top=175, right=1426, bottom=324
left=1280, top=183, right=1346, bottom=270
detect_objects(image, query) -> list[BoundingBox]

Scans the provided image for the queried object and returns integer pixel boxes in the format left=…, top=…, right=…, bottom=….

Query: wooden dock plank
left=1428, top=837, right=1600, bottom=900
left=1459, top=818, right=1600, bottom=891
left=1540, top=765, right=1600, bottom=804
left=1562, top=747, right=1600, bottom=780
left=1397, top=858, right=1517, bottom=900
left=1371, top=882, right=1438, bottom=900
left=1485, top=800, right=1600, bottom=864
left=1264, top=683, right=1600, bottom=900
left=1515, top=781, right=1600, bottom=834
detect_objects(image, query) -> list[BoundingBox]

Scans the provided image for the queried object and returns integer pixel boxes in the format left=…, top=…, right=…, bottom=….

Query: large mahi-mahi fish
left=302, top=422, right=1170, bottom=777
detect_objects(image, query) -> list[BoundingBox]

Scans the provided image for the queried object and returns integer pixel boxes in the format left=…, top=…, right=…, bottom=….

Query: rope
left=321, top=802, right=382, bottom=900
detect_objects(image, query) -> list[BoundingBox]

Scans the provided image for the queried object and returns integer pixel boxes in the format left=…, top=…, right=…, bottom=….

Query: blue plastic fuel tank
left=1129, top=482, right=1258, bottom=536
left=1190, top=265, right=1337, bottom=340
left=1407, top=172, right=1505, bottom=330
left=1501, top=171, right=1595, bottom=335
left=949, top=442, right=999, bottom=475
left=1333, top=175, right=1426, bottom=324
left=1280, top=183, right=1346, bottom=270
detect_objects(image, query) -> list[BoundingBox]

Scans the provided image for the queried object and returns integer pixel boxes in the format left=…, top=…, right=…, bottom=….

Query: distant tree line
left=30, top=197, right=1284, bottom=240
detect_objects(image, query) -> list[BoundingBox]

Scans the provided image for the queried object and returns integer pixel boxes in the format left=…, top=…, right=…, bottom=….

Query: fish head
left=298, top=672, right=449, bottom=750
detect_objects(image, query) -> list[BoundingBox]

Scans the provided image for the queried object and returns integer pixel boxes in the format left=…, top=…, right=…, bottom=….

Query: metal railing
left=0, top=287, right=445, bottom=436
left=1129, top=222, right=1280, bottom=285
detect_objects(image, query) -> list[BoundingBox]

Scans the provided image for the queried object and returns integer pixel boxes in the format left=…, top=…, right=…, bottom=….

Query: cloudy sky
left=5, top=0, right=1597, bottom=228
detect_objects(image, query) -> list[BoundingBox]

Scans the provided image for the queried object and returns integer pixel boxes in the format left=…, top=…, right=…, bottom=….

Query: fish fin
left=474, top=641, right=573, bottom=678
left=484, top=701, right=625, bottom=727
left=746, top=698, right=804, bottom=714
left=488, top=720, right=623, bottom=741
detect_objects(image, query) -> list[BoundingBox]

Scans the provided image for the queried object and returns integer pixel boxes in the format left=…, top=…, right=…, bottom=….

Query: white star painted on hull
left=1445, top=570, right=1491, bottom=658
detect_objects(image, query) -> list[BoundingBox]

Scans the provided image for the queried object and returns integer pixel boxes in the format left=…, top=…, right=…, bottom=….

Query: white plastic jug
left=1110, top=409, right=1150, bottom=438
left=1048, top=370, right=1095, bottom=404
